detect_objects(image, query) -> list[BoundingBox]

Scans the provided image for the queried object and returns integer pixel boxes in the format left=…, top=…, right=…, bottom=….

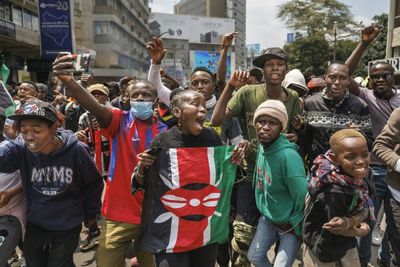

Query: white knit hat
left=253, top=99, right=288, bottom=131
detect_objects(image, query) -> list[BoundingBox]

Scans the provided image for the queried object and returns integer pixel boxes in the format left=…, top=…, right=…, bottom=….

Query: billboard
left=149, top=13, right=235, bottom=44
left=246, top=44, right=261, bottom=56
left=39, top=0, right=73, bottom=59
left=190, top=50, right=233, bottom=80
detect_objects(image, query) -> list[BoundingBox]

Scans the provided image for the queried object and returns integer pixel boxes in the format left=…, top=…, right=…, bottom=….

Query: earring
left=177, top=119, right=181, bottom=128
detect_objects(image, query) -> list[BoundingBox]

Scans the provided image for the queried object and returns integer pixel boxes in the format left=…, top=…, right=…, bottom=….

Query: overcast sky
left=149, top=0, right=389, bottom=49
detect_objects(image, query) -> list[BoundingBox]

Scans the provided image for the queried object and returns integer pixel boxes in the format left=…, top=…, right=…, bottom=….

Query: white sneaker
left=372, top=228, right=383, bottom=246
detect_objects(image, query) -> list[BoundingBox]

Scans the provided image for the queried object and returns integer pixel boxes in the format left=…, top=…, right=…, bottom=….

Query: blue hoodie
left=0, top=130, right=103, bottom=231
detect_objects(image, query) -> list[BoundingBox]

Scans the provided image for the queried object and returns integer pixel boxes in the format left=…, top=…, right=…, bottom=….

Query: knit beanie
left=253, top=99, right=288, bottom=131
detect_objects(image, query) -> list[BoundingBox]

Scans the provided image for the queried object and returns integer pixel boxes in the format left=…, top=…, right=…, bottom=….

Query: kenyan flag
left=152, top=146, right=237, bottom=253
left=0, top=81, right=15, bottom=117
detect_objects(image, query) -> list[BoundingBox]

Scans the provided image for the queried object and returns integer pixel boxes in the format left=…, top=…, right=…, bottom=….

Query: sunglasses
left=370, top=73, right=393, bottom=81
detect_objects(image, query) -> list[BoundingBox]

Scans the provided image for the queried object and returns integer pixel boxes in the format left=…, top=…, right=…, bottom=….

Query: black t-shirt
left=136, top=126, right=222, bottom=253
left=302, top=183, right=357, bottom=262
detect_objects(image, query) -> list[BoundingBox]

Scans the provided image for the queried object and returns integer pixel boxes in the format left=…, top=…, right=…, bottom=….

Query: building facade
left=387, top=0, right=400, bottom=59
left=0, top=0, right=151, bottom=84
left=0, top=0, right=40, bottom=83
left=75, top=0, right=152, bottom=81
left=174, top=0, right=246, bottom=68
left=149, top=12, right=235, bottom=84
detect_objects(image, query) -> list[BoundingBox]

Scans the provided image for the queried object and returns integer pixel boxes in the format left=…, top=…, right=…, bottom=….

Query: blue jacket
left=0, top=130, right=103, bottom=231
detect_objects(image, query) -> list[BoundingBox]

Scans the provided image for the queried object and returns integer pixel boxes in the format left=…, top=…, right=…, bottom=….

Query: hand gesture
left=52, top=52, right=75, bottom=83
left=221, top=32, right=237, bottom=49
left=323, top=216, right=348, bottom=234
left=137, top=149, right=158, bottom=172
left=232, top=140, right=251, bottom=165
left=75, top=129, right=88, bottom=143
left=146, top=37, right=167, bottom=65
left=361, top=25, right=379, bottom=44
left=291, top=115, right=305, bottom=131
left=228, top=70, right=250, bottom=89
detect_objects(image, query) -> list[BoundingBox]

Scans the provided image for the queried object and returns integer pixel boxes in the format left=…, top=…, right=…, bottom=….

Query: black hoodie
left=0, top=130, right=103, bottom=231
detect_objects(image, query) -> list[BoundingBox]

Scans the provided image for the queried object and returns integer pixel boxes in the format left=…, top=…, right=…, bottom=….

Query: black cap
left=9, top=99, right=57, bottom=124
left=253, top=47, right=288, bottom=68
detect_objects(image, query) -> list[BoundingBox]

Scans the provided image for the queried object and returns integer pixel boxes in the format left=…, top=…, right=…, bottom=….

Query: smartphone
left=73, top=53, right=91, bottom=73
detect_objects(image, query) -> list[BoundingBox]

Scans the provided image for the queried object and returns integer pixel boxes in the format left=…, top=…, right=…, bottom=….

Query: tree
left=277, top=0, right=358, bottom=37
left=284, top=33, right=331, bottom=77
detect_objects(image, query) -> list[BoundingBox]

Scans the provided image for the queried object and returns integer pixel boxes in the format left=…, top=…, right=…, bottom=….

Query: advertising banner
left=39, top=0, right=73, bottom=59
left=190, top=50, right=232, bottom=79
left=149, top=13, right=235, bottom=44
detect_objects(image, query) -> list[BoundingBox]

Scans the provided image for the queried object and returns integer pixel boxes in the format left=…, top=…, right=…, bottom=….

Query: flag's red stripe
left=176, top=147, right=210, bottom=186
left=173, top=147, right=211, bottom=251
left=173, top=218, right=208, bottom=252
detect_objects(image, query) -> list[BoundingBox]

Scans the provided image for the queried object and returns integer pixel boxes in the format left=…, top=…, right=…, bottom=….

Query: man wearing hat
left=211, top=47, right=301, bottom=266
left=247, top=100, right=307, bottom=267
left=0, top=99, right=103, bottom=266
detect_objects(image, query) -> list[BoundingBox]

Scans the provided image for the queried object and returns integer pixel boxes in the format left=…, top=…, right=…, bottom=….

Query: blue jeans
left=247, top=216, right=301, bottom=267
left=357, top=165, right=391, bottom=263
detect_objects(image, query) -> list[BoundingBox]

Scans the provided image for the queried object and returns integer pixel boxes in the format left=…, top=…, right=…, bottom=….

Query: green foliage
left=277, top=0, right=358, bottom=36
left=284, top=33, right=330, bottom=77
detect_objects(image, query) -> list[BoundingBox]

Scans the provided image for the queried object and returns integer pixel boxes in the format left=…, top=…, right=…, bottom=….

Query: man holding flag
left=133, top=90, right=250, bottom=267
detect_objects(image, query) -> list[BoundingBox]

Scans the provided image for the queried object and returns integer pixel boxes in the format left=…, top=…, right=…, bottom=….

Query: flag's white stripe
left=166, top=215, right=179, bottom=253
left=207, top=147, right=216, bottom=186
left=169, top=148, right=180, bottom=189
left=203, top=216, right=211, bottom=245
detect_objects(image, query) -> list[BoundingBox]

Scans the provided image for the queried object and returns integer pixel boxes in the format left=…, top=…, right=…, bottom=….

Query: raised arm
left=346, top=25, right=379, bottom=75
left=52, top=53, right=112, bottom=128
left=217, top=32, right=237, bottom=88
left=346, top=25, right=379, bottom=96
left=211, top=70, right=249, bottom=126
left=146, top=37, right=171, bottom=105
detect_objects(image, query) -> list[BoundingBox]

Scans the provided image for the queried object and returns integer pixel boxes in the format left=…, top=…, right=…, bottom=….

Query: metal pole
left=333, top=23, right=337, bottom=62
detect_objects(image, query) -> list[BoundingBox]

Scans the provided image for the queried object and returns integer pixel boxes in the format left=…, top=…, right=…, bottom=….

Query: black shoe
left=80, top=228, right=100, bottom=252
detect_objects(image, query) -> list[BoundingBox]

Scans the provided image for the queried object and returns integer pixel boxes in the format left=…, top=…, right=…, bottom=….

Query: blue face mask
left=130, top=101, right=154, bottom=120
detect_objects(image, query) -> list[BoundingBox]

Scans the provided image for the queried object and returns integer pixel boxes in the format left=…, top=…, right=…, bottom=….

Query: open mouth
left=196, top=116, right=206, bottom=125
left=26, top=143, right=38, bottom=150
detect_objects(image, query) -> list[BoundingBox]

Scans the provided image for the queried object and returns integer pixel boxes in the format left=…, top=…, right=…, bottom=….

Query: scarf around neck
left=309, top=151, right=375, bottom=221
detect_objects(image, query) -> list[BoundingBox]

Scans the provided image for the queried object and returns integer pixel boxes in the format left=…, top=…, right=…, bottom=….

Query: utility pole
left=333, top=22, right=337, bottom=62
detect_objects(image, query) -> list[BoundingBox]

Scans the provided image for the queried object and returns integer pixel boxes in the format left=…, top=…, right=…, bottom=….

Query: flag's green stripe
left=208, top=146, right=236, bottom=244
left=5, top=104, right=16, bottom=117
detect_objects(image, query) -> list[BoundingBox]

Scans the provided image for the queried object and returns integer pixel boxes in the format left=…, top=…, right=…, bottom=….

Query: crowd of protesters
left=0, top=24, right=400, bottom=267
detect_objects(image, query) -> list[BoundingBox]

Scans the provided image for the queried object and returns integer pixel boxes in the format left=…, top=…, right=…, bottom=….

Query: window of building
left=94, top=21, right=109, bottom=34
left=0, top=3, right=11, bottom=21
left=12, top=5, right=22, bottom=26
left=32, top=14, right=38, bottom=31
left=23, top=10, right=33, bottom=29
left=95, top=0, right=108, bottom=5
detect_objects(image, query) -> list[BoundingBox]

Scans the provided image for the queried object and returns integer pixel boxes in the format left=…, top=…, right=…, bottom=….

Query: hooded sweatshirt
left=0, top=130, right=103, bottom=231
left=254, top=133, right=308, bottom=236
left=281, top=69, right=309, bottom=96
